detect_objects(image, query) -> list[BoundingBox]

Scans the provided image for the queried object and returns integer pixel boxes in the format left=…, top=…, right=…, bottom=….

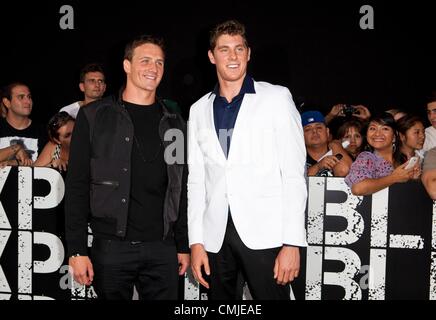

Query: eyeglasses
left=84, top=79, right=105, bottom=85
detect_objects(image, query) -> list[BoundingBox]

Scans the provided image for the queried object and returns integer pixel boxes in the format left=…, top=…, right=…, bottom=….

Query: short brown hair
left=79, top=63, right=105, bottom=83
left=1, top=82, right=29, bottom=101
left=209, top=20, right=248, bottom=51
left=426, top=91, right=436, bottom=105
left=124, top=34, right=165, bottom=61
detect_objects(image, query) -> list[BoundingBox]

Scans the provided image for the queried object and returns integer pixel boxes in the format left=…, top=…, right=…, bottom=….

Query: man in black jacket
left=65, top=35, right=189, bottom=300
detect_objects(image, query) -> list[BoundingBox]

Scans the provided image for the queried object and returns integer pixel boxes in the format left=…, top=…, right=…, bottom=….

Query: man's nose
left=148, top=62, right=159, bottom=73
left=229, top=49, right=237, bottom=60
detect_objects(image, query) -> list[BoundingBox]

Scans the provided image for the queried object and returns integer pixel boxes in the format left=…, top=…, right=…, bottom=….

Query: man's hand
left=178, top=253, right=191, bottom=275
left=190, top=243, right=210, bottom=289
left=318, top=155, right=340, bottom=171
left=15, top=147, right=33, bottom=166
left=69, top=256, right=94, bottom=286
left=273, top=246, right=300, bottom=285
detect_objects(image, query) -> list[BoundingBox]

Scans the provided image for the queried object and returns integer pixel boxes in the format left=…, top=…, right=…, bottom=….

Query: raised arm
left=351, top=162, right=414, bottom=196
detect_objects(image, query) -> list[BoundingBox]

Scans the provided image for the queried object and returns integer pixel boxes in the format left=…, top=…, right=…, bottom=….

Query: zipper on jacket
left=91, top=180, right=120, bottom=187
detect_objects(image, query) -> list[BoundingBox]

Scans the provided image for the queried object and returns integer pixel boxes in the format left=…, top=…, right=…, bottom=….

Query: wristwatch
left=70, top=253, right=81, bottom=258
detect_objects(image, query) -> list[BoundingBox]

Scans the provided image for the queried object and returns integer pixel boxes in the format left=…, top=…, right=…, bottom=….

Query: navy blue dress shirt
left=212, top=75, right=255, bottom=158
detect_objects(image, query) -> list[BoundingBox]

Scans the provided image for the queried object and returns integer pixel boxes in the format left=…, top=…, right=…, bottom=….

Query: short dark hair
left=47, top=111, right=75, bottom=143
left=123, top=34, right=165, bottom=61
left=79, top=63, right=105, bottom=83
left=209, top=20, right=248, bottom=51
left=1, top=82, right=29, bottom=101
left=426, top=91, right=436, bottom=105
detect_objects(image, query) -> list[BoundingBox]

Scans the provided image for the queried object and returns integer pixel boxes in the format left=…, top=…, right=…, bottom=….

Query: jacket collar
left=208, top=75, right=256, bottom=100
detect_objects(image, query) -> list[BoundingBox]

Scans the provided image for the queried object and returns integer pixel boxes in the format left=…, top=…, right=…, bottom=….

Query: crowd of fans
left=302, top=91, right=436, bottom=199
left=0, top=63, right=105, bottom=170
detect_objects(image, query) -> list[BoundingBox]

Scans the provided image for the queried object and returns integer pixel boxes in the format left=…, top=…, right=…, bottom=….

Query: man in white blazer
left=188, top=20, right=307, bottom=299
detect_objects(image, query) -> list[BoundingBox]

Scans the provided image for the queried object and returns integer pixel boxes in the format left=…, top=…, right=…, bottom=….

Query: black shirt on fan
left=0, top=117, right=47, bottom=161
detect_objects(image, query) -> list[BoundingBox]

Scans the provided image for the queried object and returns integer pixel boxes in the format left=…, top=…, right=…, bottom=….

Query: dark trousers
left=207, top=215, right=291, bottom=300
left=91, top=238, right=179, bottom=300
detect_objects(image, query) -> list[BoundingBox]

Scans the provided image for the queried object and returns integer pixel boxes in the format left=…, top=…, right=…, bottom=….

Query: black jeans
left=91, top=238, right=179, bottom=300
left=207, top=215, right=291, bottom=300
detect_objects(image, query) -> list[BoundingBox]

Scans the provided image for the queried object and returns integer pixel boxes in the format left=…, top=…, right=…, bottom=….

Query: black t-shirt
left=0, top=117, right=47, bottom=161
left=124, top=101, right=168, bottom=241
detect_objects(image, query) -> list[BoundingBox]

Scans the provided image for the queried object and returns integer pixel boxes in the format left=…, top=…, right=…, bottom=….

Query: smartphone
left=404, top=156, right=418, bottom=170
left=335, top=153, right=343, bottom=161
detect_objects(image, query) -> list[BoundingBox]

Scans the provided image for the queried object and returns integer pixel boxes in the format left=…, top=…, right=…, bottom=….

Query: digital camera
left=343, top=104, right=357, bottom=117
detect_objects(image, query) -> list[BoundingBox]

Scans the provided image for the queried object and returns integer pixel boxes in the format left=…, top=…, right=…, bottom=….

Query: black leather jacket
left=65, top=94, right=188, bottom=256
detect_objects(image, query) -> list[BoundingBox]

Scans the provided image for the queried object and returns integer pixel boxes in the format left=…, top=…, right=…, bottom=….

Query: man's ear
left=208, top=50, right=216, bottom=65
left=123, top=59, right=131, bottom=74
left=2, top=97, right=10, bottom=109
left=79, top=82, right=85, bottom=93
left=247, top=47, right=251, bottom=62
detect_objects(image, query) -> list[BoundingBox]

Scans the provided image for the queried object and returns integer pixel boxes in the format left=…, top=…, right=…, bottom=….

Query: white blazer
left=187, top=81, right=308, bottom=253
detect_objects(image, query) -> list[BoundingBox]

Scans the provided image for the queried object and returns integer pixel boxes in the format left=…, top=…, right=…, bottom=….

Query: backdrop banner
left=0, top=167, right=435, bottom=300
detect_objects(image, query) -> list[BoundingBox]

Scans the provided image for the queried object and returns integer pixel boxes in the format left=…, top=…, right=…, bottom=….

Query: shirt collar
left=209, top=75, right=256, bottom=99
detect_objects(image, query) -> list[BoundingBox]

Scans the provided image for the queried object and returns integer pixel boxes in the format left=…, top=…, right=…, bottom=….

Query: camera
left=343, top=104, right=357, bottom=117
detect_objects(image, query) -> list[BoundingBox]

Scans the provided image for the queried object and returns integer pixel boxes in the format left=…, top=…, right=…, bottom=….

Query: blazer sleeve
left=274, top=87, right=308, bottom=247
left=187, top=106, right=206, bottom=247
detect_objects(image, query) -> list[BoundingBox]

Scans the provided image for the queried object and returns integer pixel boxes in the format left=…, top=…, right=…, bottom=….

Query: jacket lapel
left=205, top=95, right=227, bottom=164
left=227, top=93, right=256, bottom=164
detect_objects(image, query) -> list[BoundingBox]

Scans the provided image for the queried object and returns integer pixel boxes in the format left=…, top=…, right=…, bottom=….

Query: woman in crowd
left=34, top=111, right=75, bottom=171
left=345, top=112, right=418, bottom=196
left=335, top=119, right=365, bottom=160
left=396, top=115, right=425, bottom=164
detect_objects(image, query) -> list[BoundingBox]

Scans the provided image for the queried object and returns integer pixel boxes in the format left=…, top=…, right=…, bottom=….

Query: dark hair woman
left=345, top=112, right=418, bottom=196
left=34, top=112, right=75, bottom=171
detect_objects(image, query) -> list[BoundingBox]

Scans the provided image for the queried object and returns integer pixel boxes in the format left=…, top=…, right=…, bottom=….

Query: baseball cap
left=301, top=110, right=325, bottom=127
